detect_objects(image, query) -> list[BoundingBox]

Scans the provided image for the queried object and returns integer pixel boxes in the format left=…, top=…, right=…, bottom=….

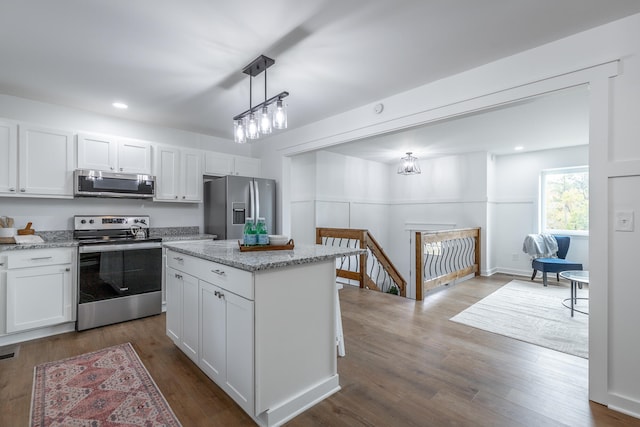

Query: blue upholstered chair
left=531, top=235, right=583, bottom=286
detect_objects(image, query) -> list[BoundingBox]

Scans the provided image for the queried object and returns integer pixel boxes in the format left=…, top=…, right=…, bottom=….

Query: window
left=540, top=166, right=589, bottom=234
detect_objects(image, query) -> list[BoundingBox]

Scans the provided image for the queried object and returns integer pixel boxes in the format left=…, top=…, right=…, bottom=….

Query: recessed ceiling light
left=112, top=102, right=128, bottom=109
left=514, top=146, right=524, bottom=151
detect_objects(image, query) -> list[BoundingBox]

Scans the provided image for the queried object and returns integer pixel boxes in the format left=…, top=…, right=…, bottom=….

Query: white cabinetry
left=166, top=266, right=199, bottom=363
left=1, top=248, right=75, bottom=335
left=205, top=152, right=261, bottom=177
left=166, top=251, right=254, bottom=415
left=0, top=121, right=74, bottom=198
left=0, top=119, right=18, bottom=194
left=78, top=133, right=152, bottom=174
left=164, top=247, right=337, bottom=426
left=155, top=146, right=203, bottom=202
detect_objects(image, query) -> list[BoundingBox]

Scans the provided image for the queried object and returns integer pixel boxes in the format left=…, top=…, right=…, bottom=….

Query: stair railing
left=415, top=227, right=480, bottom=300
left=316, top=227, right=407, bottom=297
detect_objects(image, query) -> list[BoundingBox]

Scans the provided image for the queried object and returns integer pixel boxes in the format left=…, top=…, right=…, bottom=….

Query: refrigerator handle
left=249, top=180, right=256, bottom=220
left=255, top=181, right=261, bottom=220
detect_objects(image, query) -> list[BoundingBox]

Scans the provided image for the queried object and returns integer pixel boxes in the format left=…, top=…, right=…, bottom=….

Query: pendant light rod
left=233, top=91, right=289, bottom=121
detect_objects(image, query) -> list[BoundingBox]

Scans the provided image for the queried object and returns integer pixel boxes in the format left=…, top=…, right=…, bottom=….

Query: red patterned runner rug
left=30, top=342, right=181, bottom=426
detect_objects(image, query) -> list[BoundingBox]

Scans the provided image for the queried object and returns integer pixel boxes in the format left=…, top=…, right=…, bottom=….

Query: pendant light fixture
left=233, top=55, right=288, bottom=143
left=397, top=152, right=421, bottom=175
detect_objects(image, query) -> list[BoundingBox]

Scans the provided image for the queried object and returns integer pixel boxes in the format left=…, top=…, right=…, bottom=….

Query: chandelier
left=397, top=152, right=421, bottom=175
left=233, top=55, right=289, bottom=143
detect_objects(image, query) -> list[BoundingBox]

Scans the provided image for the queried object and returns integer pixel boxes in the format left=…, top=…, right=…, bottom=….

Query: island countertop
left=163, top=239, right=364, bottom=272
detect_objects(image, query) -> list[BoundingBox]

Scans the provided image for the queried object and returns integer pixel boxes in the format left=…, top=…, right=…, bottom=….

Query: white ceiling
left=324, top=85, right=590, bottom=163
left=0, top=1, right=638, bottom=145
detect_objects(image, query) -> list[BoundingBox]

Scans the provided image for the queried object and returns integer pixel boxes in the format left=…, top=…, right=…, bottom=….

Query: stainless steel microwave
left=74, top=169, right=155, bottom=198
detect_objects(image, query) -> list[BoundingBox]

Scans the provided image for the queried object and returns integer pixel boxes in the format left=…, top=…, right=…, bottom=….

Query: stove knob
left=134, top=219, right=139, bottom=223
left=80, top=219, right=86, bottom=224
left=89, top=219, right=95, bottom=224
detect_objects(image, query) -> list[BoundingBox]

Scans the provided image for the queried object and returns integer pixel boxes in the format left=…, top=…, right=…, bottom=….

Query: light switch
left=615, top=210, right=634, bottom=232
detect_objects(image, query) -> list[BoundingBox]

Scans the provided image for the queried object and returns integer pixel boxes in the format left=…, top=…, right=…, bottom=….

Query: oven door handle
left=78, top=242, right=162, bottom=253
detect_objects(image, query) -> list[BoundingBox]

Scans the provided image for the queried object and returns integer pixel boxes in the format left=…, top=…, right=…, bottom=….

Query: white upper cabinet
left=19, top=125, right=75, bottom=197
left=154, top=146, right=203, bottom=202
left=0, top=119, right=18, bottom=194
left=77, top=133, right=151, bottom=174
left=204, top=152, right=261, bottom=177
left=1, top=121, right=74, bottom=198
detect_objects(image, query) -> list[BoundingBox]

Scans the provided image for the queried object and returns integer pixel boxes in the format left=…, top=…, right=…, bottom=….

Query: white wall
left=253, top=13, right=640, bottom=417
left=0, top=93, right=255, bottom=232
left=491, top=145, right=589, bottom=276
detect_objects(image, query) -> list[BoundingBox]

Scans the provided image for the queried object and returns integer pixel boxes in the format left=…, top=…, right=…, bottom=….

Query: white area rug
left=450, top=280, right=588, bottom=358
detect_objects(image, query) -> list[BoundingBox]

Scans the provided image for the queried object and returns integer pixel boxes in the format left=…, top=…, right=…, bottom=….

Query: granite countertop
left=0, top=229, right=216, bottom=252
left=163, top=239, right=365, bottom=272
left=159, top=234, right=216, bottom=242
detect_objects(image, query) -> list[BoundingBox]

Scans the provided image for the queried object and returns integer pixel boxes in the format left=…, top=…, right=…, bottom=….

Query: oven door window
left=79, top=247, right=161, bottom=303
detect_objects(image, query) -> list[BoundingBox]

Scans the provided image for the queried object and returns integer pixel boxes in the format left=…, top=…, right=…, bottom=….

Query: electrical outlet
left=615, top=210, right=634, bottom=232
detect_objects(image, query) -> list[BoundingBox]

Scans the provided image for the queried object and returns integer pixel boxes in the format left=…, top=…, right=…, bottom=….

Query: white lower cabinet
left=166, top=252, right=254, bottom=415
left=200, top=280, right=254, bottom=414
left=165, top=266, right=199, bottom=363
left=1, top=248, right=75, bottom=335
left=165, top=248, right=337, bottom=427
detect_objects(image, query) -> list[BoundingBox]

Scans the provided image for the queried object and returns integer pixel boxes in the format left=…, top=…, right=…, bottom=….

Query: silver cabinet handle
left=119, top=168, right=123, bottom=171
left=173, top=256, right=184, bottom=262
left=9, top=188, right=15, bottom=192
left=119, top=287, right=129, bottom=291
left=110, top=167, right=114, bottom=170
left=174, top=273, right=183, bottom=279
left=174, top=196, right=178, bottom=199
left=211, top=269, right=225, bottom=276
left=20, top=188, right=26, bottom=192
left=182, top=196, right=186, bottom=199
left=0, top=262, right=4, bottom=266
left=65, top=267, right=70, bottom=272
left=214, top=291, right=225, bottom=299
left=31, top=256, right=53, bottom=260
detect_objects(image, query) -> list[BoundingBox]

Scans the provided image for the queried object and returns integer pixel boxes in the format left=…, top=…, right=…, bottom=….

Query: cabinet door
left=155, top=146, right=180, bottom=201
left=166, top=266, right=182, bottom=344
left=224, top=290, right=254, bottom=415
left=117, top=138, right=152, bottom=174
left=19, top=125, right=74, bottom=197
left=233, top=156, right=261, bottom=178
left=181, top=150, right=203, bottom=202
left=6, top=264, right=72, bottom=332
left=181, top=271, right=200, bottom=363
left=0, top=119, right=18, bottom=194
left=199, top=280, right=226, bottom=383
left=77, top=133, right=118, bottom=171
left=204, top=152, right=234, bottom=176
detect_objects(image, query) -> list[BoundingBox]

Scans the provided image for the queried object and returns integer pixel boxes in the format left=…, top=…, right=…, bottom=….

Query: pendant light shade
left=234, top=119, right=246, bottom=144
left=273, top=99, right=287, bottom=130
left=232, top=55, right=289, bottom=143
left=397, top=152, right=421, bottom=175
left=259, top=105, right=272, bottom=134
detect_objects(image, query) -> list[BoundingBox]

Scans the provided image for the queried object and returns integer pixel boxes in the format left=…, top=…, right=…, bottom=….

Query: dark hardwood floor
left=1, top=273, right=638, bottom=426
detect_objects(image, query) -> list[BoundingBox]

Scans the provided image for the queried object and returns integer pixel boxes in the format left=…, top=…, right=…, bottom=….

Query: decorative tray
left=238, top=239, right=295, bottom=252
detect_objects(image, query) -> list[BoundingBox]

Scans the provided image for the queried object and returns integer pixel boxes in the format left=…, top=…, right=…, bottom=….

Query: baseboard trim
left=608, top=392, right=640, bottom=420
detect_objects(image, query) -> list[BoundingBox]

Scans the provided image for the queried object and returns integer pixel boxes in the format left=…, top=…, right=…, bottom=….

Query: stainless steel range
left=75, top=215, right=162, bottom=331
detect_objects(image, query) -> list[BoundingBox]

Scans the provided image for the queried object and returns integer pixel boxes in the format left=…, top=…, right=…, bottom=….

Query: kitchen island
left=162, top=240, right=363, bottom=427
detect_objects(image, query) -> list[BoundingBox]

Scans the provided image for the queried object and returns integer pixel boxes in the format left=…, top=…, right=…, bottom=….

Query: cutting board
left=0, top=237, right=16, bottom=244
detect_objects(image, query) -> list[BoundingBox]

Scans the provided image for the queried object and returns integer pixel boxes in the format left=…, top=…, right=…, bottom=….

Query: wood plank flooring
left=1, top=273, right=638, bottom=426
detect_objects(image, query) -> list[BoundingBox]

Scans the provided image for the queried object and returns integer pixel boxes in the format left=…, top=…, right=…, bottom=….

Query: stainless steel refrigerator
left=204, top=176, right=276, bottom=240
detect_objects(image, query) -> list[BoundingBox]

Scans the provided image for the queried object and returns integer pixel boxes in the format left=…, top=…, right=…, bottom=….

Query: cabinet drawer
left=6, top=248, right=74, bottom=269
left=167, top=251, right=253, bottom=300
